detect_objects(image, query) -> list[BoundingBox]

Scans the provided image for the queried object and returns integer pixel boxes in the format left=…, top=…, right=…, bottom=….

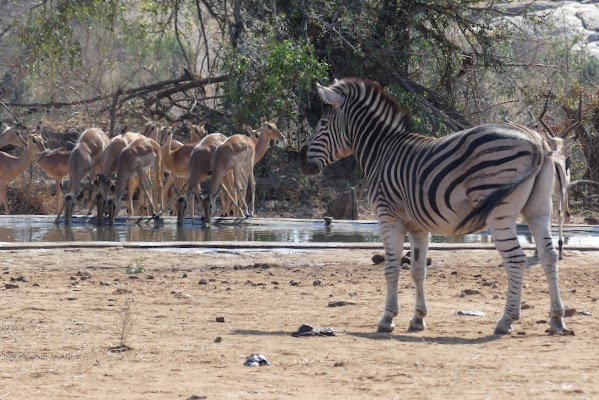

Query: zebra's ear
left=317, top=83, right=344, bottom=108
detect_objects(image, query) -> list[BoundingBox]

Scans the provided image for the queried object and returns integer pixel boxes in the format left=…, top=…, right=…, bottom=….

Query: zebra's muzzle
left=299, top=145, right=321, bottom=175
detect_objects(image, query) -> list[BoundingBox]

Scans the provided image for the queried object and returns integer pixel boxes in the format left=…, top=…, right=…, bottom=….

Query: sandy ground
left=1, top=245, right=598, bottom=400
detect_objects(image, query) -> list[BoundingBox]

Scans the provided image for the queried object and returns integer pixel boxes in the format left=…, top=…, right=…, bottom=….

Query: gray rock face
left=503, top=1, right=599, bottom=58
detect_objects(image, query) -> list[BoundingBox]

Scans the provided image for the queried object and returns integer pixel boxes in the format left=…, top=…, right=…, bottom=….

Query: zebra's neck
left=348, top=93, right=413, bottom=178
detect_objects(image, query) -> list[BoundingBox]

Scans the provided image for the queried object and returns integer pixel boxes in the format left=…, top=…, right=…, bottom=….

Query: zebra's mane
left=333, top=77, right=411, bottom=121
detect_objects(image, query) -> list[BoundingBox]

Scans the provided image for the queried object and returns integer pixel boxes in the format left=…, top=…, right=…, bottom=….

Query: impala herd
left=0, top=117, right=284, bottom=225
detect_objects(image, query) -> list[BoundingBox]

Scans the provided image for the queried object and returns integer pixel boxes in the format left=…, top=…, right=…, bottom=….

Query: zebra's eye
left=319, top=119, right=329, bottom=127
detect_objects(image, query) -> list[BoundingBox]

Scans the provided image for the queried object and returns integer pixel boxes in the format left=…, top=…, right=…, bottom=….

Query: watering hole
left=0, top=215, right=598, bottom=249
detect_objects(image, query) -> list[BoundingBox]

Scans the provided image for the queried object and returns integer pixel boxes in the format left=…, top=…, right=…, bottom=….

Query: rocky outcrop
left=503, top=1, right=599, bottom=58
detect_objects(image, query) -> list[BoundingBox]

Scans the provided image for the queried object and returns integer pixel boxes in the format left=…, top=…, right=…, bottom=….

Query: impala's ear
left=260, top=116, right=267, bottom=124
left=243, top=124, right=254, bottom=136
left=317, top=83, right=344, bottom=108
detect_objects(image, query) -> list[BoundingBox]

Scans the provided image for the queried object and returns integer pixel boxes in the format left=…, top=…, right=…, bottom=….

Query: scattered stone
left=99, top=281, right=110, bottom=286
left=292, top=324, right=336, bottom=337
left=32, top=283, right=40, bottom=287
left=328, top=300, right=356, bottom=307
left=564, top=308, right=577, bottom=317
left=313, top=280, right=322, bottom=286
left=11, top=275, right=28, bottom=282
left=456, top=310, right=485, bottom=317
left=146, top=275, right=155, bottom=280
left=187, top=396, right=207, bottom=400
left=371, top=254, right=385, bottom=265
left=521, top=303, right=534, bottom=310
left=4, top=283, right=18, bottom=289
left=198, top=279, right=207, bottom=285
left=215, top=316, right=225, bottom=323
left=214, top=336, right=222, bottom=343
left=271, top=281, right=279, bottom=285
left=578, top=311, right=592, bottom=316
left=334, top=361, right=345, bottom=367
left=182, top=273, right=188, bottom=278
left=243, top=353, right=271, bottom=367
left=460, top=289, right=481, bottom=297
left=77, top=271, right=92, bottom=280
left=113, top=288, right=131, bottom=295
left=289, top=280, right=299, bottom=286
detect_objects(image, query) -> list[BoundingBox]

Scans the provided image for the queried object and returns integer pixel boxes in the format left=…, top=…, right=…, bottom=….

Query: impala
left=96, top=130, right=145, bottom=222
left=36, top=148, right=71, bottom=213
left=175, top=132, right=229, bottom=224
left=0, top=125, right=27, bottom=149
left=57, top=128, right=110, bottom=224
left=203, top=117, right=284, bottom=223
left=106, top=137, right=162, bottom=224
left=0, top=133, right=46, bottom=214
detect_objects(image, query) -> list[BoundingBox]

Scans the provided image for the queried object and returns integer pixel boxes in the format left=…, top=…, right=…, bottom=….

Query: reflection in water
left=0, top=217, right=597, bottom=245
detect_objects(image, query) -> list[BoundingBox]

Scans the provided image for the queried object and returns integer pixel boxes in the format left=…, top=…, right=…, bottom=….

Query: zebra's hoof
left=377, top=313, right=396, bottom=333
left=494, top=318, right=513, bottom=335
left=547, top=316, right=569, bottom=335
left=408, top=316, right=426, bottom=332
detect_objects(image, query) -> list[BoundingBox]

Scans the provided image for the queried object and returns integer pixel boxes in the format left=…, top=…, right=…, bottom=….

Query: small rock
left=243, top=354, right=271, bottom=367
left=32, top=283, right=40, bottom=287
left=187, top=395, right=207, bottom=400
left=182, top=273, right=188, bottom=278
left=214, top=336, right=222, bottom=343
left=198, top=279, right=207, bottom=285
left=578, top=311, right=592, bottom=316
left=328, top=300, right=356, bottom=307
left=215, top=316, right=225, bottom=323
left=564, top=308, right=577, bottom=317
left=289, top=280, right=299, bottom=286
left=313, top=280, right=322, bottom=286
left=460, top=289, right=481, bottom=297
left=456, top=310, right=485, bottom=317
left=371, top=254, right=385, bottom=265
left=146, top=275, right=155, bottom=280
left=4, top=283, right=18, bottom=289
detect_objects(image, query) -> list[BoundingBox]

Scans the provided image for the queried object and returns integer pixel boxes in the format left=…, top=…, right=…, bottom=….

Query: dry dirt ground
left=1, top=245, right=598, bottom=399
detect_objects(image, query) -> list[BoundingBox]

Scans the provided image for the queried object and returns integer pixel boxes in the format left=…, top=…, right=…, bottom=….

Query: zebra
left=299, top=77, right=569, bottom=335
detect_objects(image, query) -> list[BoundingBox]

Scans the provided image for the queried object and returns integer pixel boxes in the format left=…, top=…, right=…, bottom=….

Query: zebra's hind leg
left=488, top=222, right=527, bottom=335
left=376, top=219, right=407, bottom=333
left=524, top=212, right=567, bottom=335
left=408, top=229, right=430, bottom=331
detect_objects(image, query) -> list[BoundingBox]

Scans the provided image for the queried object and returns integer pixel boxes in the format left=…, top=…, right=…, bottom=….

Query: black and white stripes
left=300, top=77, right=568, bottom=335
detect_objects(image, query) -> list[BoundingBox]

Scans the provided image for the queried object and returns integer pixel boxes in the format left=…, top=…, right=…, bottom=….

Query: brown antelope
left=0, top=133, right=45, bottom=214
left=174, top=132, right=229, bottom=224
left=106, top=137, right=162, bottom=224
left=160, top=122, right=206, bottom=210
left=36, top=148, right=71, bottom=212
left=57, top=128, right=110, bottom=224
left=0, top=125, right=27, bottom=149
left=203, top=117, right=284, bottom=223
left=95, top=131, right=145, bottom=222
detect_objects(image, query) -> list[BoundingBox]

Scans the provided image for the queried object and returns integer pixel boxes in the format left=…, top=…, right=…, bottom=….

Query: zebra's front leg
left=377, top=220, right=407, bottom=333
left=408, top=230, right=430, bottom=331
left=489, top=224, right=527, bottom=334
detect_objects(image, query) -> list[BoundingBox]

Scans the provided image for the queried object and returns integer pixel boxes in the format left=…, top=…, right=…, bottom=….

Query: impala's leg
left=247, top=168, right=255, bottom=218
left=138, top=170, right=155, bottom=215
left=162, top=174, right=174, bottom=210
left=377, top=218, right=407, bottom=333
left=127, top=177, right=136, bottom=216
left=0, top=183, right=8, bottom=215
left=55, top=178, right=63, bottom=213
left=408, top=229, right=430, bottom=331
